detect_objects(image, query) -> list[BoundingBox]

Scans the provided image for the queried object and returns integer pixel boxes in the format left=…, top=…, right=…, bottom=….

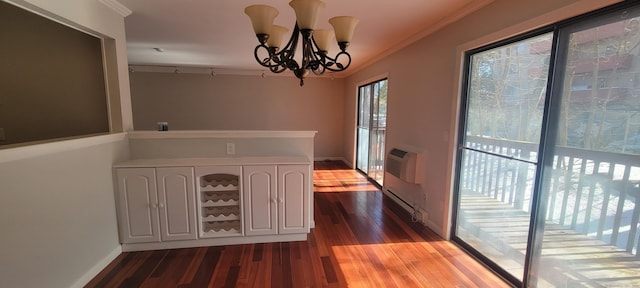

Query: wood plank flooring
left=86, top=161, right=509, bottom=288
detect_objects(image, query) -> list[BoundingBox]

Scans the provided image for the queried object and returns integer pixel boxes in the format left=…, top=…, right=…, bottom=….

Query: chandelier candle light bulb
left=244, top=0, right=358, bottom=86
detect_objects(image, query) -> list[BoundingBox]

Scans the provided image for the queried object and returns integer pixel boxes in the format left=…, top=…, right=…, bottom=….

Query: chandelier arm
left=323, top=51, right=352, bottom=72
left=307, top=40, right=325, bottom=75
left=270, top=65, right=286, bottom=73
left=302, top=33, right=313, bottom=70
left=275, top=23, right=301, bottom=73
left=252, top=23, right=304, bottom=73
left=254, top=44, right=282, bottom=69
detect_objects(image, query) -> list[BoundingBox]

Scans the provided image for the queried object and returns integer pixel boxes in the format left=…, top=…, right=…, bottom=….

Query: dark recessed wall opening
left=0, top=1, right=110, bottom=147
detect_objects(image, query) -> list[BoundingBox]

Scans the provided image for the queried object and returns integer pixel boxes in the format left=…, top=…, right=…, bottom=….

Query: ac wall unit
left=386, top=148, right=417, bottom=183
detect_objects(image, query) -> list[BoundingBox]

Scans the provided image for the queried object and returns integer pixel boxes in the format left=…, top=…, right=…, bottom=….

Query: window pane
left=357, top=127, right=369, bottom=172
left=360, top=86, right=371, bottom=127
left=456, top=149, right=538, bottom=281
left=465, top=34, right=551, bottom=160
left=378, top=80, right=388, bottom=127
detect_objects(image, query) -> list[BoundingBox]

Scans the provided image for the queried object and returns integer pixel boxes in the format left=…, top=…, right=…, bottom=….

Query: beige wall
left=0, top=0, right=132, bottom=287
left=343, top=0, right=621, bottom=236
left=129, top=72, right=344, bottom=159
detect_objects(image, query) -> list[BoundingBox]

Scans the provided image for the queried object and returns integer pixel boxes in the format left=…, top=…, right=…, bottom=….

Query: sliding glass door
left=356, top=79, right=388, bottom=185
left=453, top=2, right=640, bottom=287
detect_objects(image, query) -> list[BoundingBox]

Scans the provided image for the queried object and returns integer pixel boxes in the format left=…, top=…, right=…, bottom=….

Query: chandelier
left=244, top=0, right=359, bottom=86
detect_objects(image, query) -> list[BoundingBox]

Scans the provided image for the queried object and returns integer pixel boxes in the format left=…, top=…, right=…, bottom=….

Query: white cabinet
left=278, top=165, right=310, bottom=234
left=243, top=165, right=277, bottom=236
left=114, top=157, right=312, bottom=251
left=156, top=167, right=197, bottom=241
left=116, top=168, right=159, bottom=243
left=195, top=166, right=243, bottom=238
left=115, top=167, right=197, bottom=244
left=243, top=165, right=310, bottom=236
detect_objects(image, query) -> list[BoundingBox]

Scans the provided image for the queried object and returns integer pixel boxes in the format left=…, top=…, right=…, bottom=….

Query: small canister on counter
left=157, top=122, right=168, bottom=131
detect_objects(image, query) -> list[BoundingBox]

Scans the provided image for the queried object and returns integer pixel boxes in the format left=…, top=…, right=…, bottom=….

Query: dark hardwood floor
left=86, top=161, right=509, bottom=288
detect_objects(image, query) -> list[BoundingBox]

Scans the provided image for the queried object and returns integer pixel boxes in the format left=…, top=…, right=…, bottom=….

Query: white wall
left=0, top=0, right=132, bottom=287
left=0, top=136, right=129, bottom=288
left=128, top=72, right=345, bottom=159
left=343, top=0, right=621, bottom=236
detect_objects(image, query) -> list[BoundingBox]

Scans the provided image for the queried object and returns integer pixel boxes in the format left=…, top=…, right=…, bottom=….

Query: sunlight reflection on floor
left=314, top=167, right=379, bottom=193
left=331, top=241, right=468, bottom=288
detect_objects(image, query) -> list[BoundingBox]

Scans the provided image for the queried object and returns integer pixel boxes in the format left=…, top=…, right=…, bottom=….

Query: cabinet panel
left=278, top=165, right=310, bottom=234
left=116, top=168, right=160, bottom=243
left=243, top=165, right=277, bottom=236
left=156, top=167, right=197, bottom=241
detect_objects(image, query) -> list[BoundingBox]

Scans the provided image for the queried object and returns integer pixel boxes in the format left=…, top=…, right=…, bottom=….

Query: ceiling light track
left=128, top=64, right=272, bottom=77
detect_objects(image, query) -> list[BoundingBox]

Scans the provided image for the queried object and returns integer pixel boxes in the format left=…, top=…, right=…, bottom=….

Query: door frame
left=355, top=76, right=388, bottom=186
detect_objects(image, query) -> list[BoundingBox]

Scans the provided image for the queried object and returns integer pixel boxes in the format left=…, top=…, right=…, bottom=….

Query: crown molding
left=347, top=0, right=494, bottom=76
left=99, top=0, right=132, bottom=17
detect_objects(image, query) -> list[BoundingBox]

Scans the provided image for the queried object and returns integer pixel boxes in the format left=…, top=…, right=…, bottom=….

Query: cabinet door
left=156, top=167, right=197, bottom=241
left=278, top=165, right=310, bottom=234
left=243, top=165, right=277, bottom=236
left=115, top=168, right=160, bottom=243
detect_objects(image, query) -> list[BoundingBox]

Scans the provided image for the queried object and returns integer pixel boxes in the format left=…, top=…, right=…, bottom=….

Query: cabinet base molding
left=121, top=234, right=308, bottom=252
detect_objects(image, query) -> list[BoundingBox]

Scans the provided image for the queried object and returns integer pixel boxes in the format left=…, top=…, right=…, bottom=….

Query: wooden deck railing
left=463, top=135, right=640, bottom=256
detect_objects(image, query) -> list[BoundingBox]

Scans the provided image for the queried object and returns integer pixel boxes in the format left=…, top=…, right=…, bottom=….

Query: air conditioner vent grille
left=385, top=148, right=417, bottom=183
left=390, top=148, right=407, bottom=158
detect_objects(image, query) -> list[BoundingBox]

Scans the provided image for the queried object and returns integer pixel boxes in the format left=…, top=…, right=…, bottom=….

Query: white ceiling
left=117, top=0, right=491, bottom=76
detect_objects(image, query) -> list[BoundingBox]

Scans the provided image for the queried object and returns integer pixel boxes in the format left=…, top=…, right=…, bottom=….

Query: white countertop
left=114, top=156, right=311, bottom=168
left=128, top=130, right=317, bottom=139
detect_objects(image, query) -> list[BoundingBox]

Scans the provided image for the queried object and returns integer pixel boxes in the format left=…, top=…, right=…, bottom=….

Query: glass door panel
left=356, top=79, right=388, bottom=186
left=530, top=7, right=640, bottom=287
left=457, top=150, right=538, bottom=278
left=454, top=32, right=553, bottom=283
left=357, top=85, right=371, bottom=173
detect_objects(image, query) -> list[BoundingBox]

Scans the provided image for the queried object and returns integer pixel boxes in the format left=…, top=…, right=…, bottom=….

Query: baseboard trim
left=121, top=234, right=308, bottom=252
left=382, top=189, right=445, bottom=237
left=71, top=245, right=122, bottom=288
